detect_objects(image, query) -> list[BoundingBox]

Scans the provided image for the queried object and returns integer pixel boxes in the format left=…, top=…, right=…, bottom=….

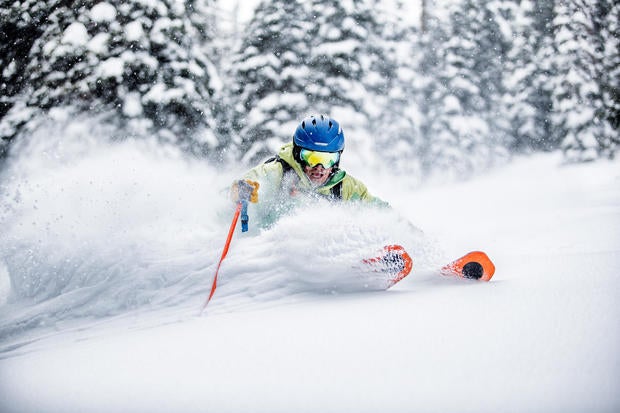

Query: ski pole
left=240, top=199, right=249, bottom=232
left=201, top=200, right=244, bottom=313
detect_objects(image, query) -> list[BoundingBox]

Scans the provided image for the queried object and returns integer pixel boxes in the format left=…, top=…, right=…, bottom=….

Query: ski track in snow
left=0, top=136, right=619, bottom=413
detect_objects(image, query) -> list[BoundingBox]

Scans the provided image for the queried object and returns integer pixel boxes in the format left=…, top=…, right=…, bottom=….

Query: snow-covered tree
left=0, top=0, right=223, bottom=157
left=503, top=0, right=558, bottom=152
left=358, top=1, right=423, bottom=177
left=553, top=0, right=619, bottom=161
left=601, top=1, right=620, bottom=136
left=3, top=0, right=617, bottom=172
left=0, top=0, right=51, bottom=157
left=415, top=0, right=512, bottom=178
left=229, top=0, right=408, bottom=166
left=227, top=0, right=309, bottom=163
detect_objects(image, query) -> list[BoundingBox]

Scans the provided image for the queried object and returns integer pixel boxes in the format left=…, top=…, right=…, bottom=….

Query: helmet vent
left=312, top=118, right=317, bottom=126
left=328, top=121, right=333, bottom=129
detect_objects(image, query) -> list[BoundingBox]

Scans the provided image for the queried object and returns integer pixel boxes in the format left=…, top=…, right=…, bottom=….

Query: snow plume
left=0, top=115, right=439, bottom=352
left=0, top=115, right=228, bottom=345
left=211, top=201, right=440, bottom=313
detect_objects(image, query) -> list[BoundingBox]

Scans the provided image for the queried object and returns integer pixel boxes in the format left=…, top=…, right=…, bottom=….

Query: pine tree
left=305, top=0, right=397, bottom=117
left=0, top=0, right=222, bottom=157
left=417, top=0, right=511, bottom=178
left=503, top=0, right=558, bottom=152
left=415, top=4, right=450, bottom=175
left=0, top=0, right=53, bottom=156
left=228, top=0, right=310, bottom=163
left=553, top=0, right=618, bottom=161
left=598, top=0, right=619, bottom=156
left=230, top=0, right=406, bottom=166
left=369, top=2, right=423, bottom=178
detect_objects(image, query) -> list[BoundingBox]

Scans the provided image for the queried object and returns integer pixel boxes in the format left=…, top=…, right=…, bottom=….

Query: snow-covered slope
left=1, top=144, right=619, bottom=412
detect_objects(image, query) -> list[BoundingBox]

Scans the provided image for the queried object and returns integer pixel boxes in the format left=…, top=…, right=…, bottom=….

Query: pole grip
left=241, top=200, right=249, bottom=232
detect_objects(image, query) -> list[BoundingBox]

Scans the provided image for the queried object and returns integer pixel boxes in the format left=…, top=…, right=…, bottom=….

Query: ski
left=361, top=247, right=495, bottom=290
left=440, top=251, right=495, bottom=281
left=362, top=244, right=413, bottom=287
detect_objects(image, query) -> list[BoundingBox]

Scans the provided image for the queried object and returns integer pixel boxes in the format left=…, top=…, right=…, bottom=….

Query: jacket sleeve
left=238, top=160, right=284, bottom=203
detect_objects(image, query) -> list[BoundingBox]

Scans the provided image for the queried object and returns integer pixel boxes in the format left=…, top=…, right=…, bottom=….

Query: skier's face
left=303, top=164, right=332, bottom=186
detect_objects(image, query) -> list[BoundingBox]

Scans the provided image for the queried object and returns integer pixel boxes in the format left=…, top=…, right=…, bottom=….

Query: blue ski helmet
left=293, top=114, right=345, bottom=152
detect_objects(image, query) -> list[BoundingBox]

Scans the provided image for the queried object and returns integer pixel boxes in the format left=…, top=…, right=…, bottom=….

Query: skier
left=204, top=114, right=494, bottom=310
left=231, top=114, right=388, bottom=227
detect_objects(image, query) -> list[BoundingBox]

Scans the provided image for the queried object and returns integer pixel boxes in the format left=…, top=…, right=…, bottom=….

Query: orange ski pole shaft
left=201, top=202, right=243, bottom=312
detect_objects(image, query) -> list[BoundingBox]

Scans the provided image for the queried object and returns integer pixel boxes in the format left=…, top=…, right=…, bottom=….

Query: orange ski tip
left=363, top=244, right=414, bottom=287
left=441, top=251, right=495, bottom=281
left=386, top=245, right=413, bottom=285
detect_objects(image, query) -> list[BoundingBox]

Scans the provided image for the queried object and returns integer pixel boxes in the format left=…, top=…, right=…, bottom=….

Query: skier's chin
left=304, top=165, right=332, bottom=186
left=308, top=174, right=328, bottom=185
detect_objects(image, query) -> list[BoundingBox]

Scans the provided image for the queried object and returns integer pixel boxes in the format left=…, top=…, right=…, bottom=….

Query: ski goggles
left=299, top=149, right=340, bottom=168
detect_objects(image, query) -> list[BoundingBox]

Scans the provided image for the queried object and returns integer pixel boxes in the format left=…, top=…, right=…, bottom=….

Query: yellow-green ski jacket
left=239, top=143, right=387, bottom=227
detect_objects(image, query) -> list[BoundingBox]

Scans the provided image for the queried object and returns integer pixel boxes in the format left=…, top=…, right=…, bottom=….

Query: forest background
left=1, top=0, right=618, bottom=181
